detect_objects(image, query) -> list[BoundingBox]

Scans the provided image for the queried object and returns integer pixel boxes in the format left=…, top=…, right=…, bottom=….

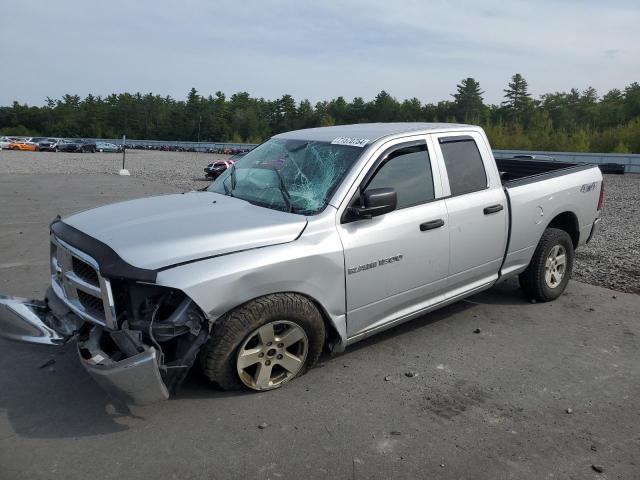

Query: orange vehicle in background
left=8, top=138, right=39, bottom=151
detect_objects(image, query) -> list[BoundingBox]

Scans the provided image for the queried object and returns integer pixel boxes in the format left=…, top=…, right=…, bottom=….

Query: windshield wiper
left=271, top=168, right=292, bottom=212
left=222, top=164, right=237, bottom=197
left=230, top=163, right=237, bottom=189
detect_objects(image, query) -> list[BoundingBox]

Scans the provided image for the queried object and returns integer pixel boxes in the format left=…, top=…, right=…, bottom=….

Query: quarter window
left=440, top=137, right=487, bottom=195
left=365, top=144, right=434, bottom=209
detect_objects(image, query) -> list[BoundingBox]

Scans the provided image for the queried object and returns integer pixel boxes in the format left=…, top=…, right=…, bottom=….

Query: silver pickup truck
left=0, top=123, right=604, bottom=404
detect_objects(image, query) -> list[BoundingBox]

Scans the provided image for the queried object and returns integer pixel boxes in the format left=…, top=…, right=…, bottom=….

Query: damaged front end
left=82, top=280, right=210, bottom=403
left=0, top=233, right=210, bottom=405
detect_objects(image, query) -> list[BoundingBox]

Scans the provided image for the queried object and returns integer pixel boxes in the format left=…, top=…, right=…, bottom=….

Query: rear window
left=440, top=137, right=487, bottom=195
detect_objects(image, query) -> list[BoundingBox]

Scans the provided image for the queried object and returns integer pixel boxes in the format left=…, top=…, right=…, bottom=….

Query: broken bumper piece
left=0, top=294, right=71, bottom=345
left=0, top=292, right=170, bottom=405
left=78, top=327, right=169, bottom=405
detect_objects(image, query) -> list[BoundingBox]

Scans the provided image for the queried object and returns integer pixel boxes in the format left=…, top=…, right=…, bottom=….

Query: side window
left=440, top=137, right=487, bottom=195
left=365, top=145, right=434, bottom=209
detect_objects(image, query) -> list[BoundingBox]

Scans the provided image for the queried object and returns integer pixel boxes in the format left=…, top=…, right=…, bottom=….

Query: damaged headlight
left=129, top=286, right=203, bottom=342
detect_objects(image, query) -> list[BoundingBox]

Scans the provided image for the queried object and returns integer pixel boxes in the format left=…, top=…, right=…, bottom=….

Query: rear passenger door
left=433, top=133, right=508, bottom=293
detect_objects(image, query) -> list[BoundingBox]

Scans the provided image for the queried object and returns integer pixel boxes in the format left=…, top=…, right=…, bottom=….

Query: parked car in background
left=56, top=139, right=97, bottom=153
left=55, top=140, right=79, bottom=152
left=80, top=140, right=97, bottom=153
left=37, top=138, right=61, bottom=152
left=0, top=137, right=18, bottom=149
left=8, top=138, right=39, bottom=151
left=96, top=141, right=121, bottom=153
left=204, top=151, right=248, bottom=179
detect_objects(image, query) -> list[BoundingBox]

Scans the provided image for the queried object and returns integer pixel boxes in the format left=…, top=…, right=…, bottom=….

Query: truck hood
left=62, top=191, right=307, bottom=270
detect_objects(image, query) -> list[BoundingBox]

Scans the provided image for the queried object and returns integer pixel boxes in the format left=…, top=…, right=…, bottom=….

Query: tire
left=519, top=228, right=574, bottom=302
left=200, top=293, right=325, bottom=391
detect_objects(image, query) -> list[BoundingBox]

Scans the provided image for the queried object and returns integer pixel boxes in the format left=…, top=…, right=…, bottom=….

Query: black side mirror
left=348, top=187, right=397, bottom=220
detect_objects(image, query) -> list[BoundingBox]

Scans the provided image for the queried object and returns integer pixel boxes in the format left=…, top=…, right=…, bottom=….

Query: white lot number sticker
left=331, top=137, right=370, bottom=147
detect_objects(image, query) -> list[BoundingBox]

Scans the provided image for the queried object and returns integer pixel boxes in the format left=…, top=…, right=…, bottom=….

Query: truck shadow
left=0, top=341, right=243, bottom=439
left=342, top=277, right=529, bottom=354
left=0, top=279, right=529, bottom=440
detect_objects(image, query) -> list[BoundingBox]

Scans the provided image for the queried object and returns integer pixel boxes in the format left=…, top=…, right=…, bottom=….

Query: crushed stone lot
left=0, top=153, right=639, bottom=479
left=1, top=149, right=638, bottom=293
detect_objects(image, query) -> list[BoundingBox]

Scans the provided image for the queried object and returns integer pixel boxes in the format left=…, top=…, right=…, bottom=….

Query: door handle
left=483, top=204, right=504, bottom=215
left=420, top=219, right=445, bottom=231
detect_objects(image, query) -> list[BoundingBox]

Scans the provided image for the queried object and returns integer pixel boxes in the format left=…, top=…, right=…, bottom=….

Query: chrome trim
left=50, top=235, right=118, bottom=329
left=64, top=271, right=102, bottom=296
left=0, top=295, right=67, bottom=345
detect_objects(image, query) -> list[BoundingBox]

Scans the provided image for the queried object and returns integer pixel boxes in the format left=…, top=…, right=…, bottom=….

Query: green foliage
left=1, top=76, right=639, bottom=153
left=452, top=78, right=486, bottom=123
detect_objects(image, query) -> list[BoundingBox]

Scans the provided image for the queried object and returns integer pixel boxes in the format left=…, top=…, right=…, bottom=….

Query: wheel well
left=213, top=292, right=344, bottom=353
left=301, top=294, right=344, bottom=353
left=547, top=211, right=579, bottom=248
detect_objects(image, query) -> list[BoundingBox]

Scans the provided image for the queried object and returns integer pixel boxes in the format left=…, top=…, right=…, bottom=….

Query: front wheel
left=200, top=293, right=325, bottom=391
left=519, top=228, right=574, bottom=302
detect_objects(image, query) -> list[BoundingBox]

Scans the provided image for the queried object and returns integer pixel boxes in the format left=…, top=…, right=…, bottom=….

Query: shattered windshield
left=207, top=138, right=364, bottom=215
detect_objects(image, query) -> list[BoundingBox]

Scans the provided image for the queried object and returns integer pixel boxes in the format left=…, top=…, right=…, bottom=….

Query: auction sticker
left=331, top=137, right=370, bottom=147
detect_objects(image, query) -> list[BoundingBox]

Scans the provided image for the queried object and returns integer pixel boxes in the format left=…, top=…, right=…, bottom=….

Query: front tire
left=519, top=228, right=574, bottom=302
left=200, top=293, right=325, bottom=391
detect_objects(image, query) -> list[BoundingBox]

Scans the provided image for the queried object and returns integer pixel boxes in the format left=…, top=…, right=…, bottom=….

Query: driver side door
left=337, top=138, right=450, bottom=338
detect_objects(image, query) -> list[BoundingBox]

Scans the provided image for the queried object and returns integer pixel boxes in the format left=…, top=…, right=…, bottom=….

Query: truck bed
left=496, top=158, right=593, bottom=186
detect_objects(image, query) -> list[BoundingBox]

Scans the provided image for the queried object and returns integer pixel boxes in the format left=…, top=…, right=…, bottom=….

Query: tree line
left=1, top=74, right=639, bottom=153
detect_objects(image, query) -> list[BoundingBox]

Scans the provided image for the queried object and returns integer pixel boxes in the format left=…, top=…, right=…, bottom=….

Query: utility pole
left=196, top=114, right=202, bottom=157
left=119, top=134, right=130, bottom=176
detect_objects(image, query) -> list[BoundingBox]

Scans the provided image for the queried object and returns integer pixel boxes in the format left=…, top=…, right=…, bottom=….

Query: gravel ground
left=574, top=173, right=640, bottom=293
left=1, top=149, right=638, bottom=293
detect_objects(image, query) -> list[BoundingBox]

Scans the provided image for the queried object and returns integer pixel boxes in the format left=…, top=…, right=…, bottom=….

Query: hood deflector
left=51, top=220, right=158, bottom=283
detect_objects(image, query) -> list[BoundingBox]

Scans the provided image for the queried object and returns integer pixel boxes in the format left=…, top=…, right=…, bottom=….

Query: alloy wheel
left=545, top=244, right=566, bottom=288
left=236, top=320, right=308, bottom=390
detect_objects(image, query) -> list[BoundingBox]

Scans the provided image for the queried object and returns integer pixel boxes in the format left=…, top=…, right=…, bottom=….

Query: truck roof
left=273, top=122, right=478, bottom=144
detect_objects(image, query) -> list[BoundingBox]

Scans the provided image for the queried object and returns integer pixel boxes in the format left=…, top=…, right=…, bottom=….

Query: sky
left=2, top=0, right=639, bottom=106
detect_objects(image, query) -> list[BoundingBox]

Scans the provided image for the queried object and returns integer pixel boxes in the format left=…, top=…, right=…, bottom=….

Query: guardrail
left=493, top=150, right=640, bottom=173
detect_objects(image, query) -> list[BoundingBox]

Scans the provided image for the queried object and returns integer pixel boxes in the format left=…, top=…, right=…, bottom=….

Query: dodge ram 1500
left=0, top=123, right=603, bottom=404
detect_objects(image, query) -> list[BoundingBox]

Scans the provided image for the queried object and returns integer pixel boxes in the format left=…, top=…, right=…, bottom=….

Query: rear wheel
left=519, top=228, right=574, bottom=302
left=200, top=293, right=325, bottom=391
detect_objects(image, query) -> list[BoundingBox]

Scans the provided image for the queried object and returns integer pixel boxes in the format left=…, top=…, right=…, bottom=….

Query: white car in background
left=0, top=137, right=17, bottom=150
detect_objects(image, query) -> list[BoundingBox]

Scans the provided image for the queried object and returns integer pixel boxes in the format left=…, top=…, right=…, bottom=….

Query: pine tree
left=503, top=74, right=531, bottom=109
left=452, top=78, right=485, bottom=122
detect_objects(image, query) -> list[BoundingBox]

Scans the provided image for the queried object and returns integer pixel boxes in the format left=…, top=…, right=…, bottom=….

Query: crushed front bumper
left=0, top=292, right=170, bottom=405
left=78, top=327, right=169, bottom=404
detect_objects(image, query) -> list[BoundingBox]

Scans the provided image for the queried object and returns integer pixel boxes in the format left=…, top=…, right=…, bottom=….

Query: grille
left=78, top=290, right=105, bottom=316
left=72, top=256, right=100, bottom=286
left=51, top=236, right=117, bottom=328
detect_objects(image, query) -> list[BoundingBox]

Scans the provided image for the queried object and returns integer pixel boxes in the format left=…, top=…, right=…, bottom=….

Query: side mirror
left=348, top=187, right=397, bottom=220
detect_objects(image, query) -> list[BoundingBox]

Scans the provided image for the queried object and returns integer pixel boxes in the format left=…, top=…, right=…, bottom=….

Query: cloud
left=1, top=0, right=639, bottom=106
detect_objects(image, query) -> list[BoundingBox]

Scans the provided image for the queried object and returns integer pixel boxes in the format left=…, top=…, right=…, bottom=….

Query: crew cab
left=0, top=123, right=603, bottom=404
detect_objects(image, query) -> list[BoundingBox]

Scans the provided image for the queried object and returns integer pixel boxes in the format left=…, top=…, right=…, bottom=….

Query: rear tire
left=200, top=293, right=325, bottom=391
left=519, top=228, right=574, bottom=302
